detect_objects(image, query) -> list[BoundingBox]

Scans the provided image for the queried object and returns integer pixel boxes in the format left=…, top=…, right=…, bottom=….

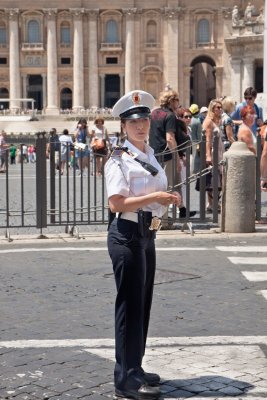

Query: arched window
left=197, top=19, right=209, bottom=43
left=0, top=24, right=7, bottom=44
left=28, top=20, right=40, bottom=43
left=106, top=20, right=118, bottom=43
left=60, top=22, right=70, bottom=45
left=147, top=20, right=157, bottom=43
left=60, top=88, right=72, bottom=110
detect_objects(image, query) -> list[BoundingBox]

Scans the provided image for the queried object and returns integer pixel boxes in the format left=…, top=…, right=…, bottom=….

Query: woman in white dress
left=90, top=116, right=110, bottom=176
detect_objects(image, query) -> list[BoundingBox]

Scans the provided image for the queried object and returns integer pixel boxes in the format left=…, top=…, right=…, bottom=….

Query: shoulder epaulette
left=111, top=146, right=130, bottom=158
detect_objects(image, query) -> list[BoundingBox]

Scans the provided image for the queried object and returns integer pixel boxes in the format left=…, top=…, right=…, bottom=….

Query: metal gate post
left=36, top=132, right=47, bottom=232
left=255, top=131, right=262, bottom=221
left=49, top=139, right=56, bottom=224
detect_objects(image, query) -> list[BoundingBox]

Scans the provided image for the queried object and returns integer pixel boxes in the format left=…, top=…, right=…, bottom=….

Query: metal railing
left=0, top=131, right=264, bottom=239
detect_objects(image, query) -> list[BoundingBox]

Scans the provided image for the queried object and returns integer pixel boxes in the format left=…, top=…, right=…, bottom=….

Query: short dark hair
left=63, top=129, right=69, bottom=135
left=244, top=87, right=257, bottom=98
left=78, top=118, right=87, bottom=125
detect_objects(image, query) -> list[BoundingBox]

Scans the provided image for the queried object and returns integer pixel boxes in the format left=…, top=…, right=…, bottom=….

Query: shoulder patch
left=111, top=148, right=124, bottom=158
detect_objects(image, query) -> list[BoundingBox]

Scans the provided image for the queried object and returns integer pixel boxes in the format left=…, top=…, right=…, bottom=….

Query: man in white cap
left=199, top=106, right=208, bottom=124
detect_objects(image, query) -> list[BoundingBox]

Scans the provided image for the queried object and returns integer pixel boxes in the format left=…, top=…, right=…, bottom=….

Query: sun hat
left=189, top=104, right=199, bottom=115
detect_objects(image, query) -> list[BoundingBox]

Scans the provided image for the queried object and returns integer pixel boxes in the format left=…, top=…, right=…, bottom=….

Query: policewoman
left=105, top=90, right=181, bottom=399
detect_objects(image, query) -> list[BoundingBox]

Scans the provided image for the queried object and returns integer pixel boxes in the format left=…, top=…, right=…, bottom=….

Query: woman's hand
left=206, top=156, right=212, bottom=166
left=154, top=191, right=181, bottom=206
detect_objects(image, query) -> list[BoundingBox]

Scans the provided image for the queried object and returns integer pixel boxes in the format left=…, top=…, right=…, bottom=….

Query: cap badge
left=132, top=92, right=141, bottom=105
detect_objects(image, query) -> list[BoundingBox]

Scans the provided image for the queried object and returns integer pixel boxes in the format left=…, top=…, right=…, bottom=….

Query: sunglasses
left=214, top=106, right=222, bottom=110
left=183, top=115, right=192, bottom=119
left=245, top=97, right=253, bottom=100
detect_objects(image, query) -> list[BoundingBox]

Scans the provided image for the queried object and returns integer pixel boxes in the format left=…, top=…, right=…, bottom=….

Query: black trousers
left=107, top=218, right=156, bottom=389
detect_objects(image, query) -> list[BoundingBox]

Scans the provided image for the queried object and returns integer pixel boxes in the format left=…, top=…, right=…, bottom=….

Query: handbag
left=94, top=138, right=106, bottom=150
left=74, top=142, right=87, bottom=151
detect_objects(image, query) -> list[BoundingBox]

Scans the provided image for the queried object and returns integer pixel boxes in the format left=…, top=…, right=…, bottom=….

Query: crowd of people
left=147, top=85, right=266, bottom=227
left=46, top=118, right=113, bottom=176
left=0, top=131, right=37, bottom=172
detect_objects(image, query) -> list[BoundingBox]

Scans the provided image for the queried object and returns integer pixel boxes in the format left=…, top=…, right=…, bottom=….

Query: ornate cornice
left=58, top=11, right=72, bottom=20
left=4, top=8, right=19, bottom=21
left=43, top=8, right=57, bottom=20
left=69, top=8, right=85, bottom=20
left=122, top=8, right=138, bottom=19
left=86, top=9, right=99, bottom=19
left=144, top=10, right=161, bottom=18
left=162, top=7, right=185, bottom=19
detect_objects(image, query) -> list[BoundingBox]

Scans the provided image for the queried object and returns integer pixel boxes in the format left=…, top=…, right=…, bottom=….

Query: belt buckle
left=149, top=216, right=161, bottom=231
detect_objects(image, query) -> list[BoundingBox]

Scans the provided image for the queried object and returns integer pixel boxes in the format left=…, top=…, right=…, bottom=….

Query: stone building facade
left=0, top=0, right=264, bottom=114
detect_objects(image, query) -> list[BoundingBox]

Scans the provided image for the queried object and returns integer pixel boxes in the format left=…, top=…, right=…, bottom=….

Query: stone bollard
left=221, top=141, right=255, bottom=233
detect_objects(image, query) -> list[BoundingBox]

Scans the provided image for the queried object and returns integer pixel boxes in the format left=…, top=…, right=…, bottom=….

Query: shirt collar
left=124, top=139, right=154, bottom=159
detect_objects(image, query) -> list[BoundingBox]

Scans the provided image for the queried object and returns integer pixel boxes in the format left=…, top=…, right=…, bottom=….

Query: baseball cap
left=200, top=106, right=208, bottom=113
left=189, top=104, right=199, bottom=114
left=112, top=90, right=155, bottom=119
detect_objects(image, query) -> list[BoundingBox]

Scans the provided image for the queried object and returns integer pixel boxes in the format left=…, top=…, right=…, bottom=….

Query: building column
left=231, top=58, right=242, bottom=101
left=43, top=8, right=59, bottom=115
left=22, top=74, right=28, bottom=110
left=123, top=8, right=137, bottom=93
left=134, top=11, right=141, bottom=89
left=162, top=8, right=180, bottom=92
left=120, top=74, right=124, bottom=97
left=87, top=9, right=99, bottom=108
left=243, top=56, right=254, bottom=94
left=5, top=8, right=21, bottom=111
left=214, top=66, right=224, bottom=97
left=71, top=8, right=85, bottom=112
left=42, top=73, right=47, bottom=110
left=22, top=74, right=27, bottom=98
left=100, top=74, right=105, bottom=107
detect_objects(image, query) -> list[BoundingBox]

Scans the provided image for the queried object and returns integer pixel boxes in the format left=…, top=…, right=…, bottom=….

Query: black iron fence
left=0, top=131, right=264, bottom=238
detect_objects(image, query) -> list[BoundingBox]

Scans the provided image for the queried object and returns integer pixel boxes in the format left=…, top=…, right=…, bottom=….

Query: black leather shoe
left=179, top=206, right=196, bottom=218
left=139, top=368, right=160, bottom=385
left=115, top=384, right=160, bottom=399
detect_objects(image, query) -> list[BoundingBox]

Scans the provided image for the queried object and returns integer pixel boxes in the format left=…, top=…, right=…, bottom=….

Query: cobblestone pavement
left=0, top=235, right=267, bottom=399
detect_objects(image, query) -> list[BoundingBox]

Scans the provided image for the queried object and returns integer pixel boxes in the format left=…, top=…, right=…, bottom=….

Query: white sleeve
left=105, top=158, right=129, bottom=199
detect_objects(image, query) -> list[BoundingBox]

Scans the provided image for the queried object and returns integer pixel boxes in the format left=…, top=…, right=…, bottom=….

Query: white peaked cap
left=112, top=90, right=155, bottom=119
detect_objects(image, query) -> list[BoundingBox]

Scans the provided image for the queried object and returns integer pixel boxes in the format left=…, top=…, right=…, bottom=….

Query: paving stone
left=218, top=385, right=244, bottom=395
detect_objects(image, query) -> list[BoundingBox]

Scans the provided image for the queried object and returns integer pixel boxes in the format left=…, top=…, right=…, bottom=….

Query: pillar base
left=72, top=106, right=84, bottom=114
left=45, top=107, right=60, bottom=116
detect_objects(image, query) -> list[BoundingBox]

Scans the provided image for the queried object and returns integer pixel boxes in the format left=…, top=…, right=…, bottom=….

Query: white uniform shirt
left=105, top=139, right=167, bottom=218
